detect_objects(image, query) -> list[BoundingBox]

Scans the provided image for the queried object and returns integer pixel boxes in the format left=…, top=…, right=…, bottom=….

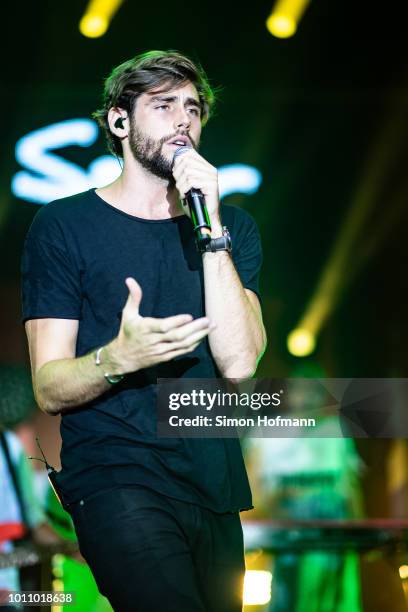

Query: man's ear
left=108, top=107, right=129, bottom=137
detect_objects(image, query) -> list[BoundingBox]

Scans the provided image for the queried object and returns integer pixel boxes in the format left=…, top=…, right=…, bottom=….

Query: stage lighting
left=266, top=14, right=297, bottom=38
left=399, top=565, right=408, bottom=580
left=243, top=570, right=272, bottom=605
left=266, top=0, right=311, bottom=39
left=79, top=0, right=124, bottom=39
left=80, top=14, right=108, bottom=38
left=287, top=328, right=316, bottom=357
left=285, top=110, right=405, bottom=358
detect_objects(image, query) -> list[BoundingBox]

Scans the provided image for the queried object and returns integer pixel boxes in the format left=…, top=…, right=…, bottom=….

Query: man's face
left=128, top=81, right=203, bottom=181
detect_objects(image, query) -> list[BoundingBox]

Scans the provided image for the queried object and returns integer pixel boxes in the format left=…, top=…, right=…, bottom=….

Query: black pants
left=68, top=485, right=245, bottom=612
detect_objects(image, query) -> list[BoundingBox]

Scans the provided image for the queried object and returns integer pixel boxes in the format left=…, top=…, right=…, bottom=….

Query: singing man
left=22, top=50, right=266, bottom=612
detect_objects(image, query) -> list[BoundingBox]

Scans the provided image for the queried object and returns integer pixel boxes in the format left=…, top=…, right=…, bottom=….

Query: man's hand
left=172, top=148, right=221, bottom=227
left=109, top=278, right=214, bottom=374
left=27, top=277, right=214, bottom=415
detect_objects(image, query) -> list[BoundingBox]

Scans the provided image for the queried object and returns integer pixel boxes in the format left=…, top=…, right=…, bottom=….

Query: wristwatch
left=200, top=226, right=232, bottom=253
left=94, top=347, right=125, bottom=385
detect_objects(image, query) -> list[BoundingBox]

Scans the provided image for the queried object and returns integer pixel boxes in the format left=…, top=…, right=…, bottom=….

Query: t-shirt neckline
left=90, top=188, right=188, bottom=224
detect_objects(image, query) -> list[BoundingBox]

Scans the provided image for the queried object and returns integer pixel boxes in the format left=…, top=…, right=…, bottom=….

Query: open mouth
left=167, top=136, right=190, bottom=147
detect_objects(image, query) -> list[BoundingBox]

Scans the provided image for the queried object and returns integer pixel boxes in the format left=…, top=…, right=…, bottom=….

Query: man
left=22, top=50, right=266, bottom=611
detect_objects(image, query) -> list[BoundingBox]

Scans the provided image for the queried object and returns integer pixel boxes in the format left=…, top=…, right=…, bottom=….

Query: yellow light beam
left=287, top=105, right=407, bottom=356
left=266, top=0, right=311, bottom=39
left=79, top=0, right=125, bottom=38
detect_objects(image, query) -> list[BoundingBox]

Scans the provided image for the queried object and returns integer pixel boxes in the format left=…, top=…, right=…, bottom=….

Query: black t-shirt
left=21, top=189, right=262, bottom=513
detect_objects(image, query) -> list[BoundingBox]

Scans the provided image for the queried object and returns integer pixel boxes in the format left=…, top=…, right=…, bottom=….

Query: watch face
left=200, top=227, right=232, bottom=252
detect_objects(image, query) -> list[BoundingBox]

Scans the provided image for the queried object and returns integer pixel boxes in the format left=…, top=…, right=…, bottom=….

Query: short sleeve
left=230, top=209, right=263, bottom=301
left=21, top=218, right=82, bottom=324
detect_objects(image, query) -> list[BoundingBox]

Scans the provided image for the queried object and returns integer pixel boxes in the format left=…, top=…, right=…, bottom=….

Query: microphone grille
left=173, top=145, right=192, bottom=159
left=171, top=144, right=192, bottom=169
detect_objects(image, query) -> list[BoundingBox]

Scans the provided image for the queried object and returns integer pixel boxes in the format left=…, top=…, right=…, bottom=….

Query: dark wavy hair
left=93, top=50, right=217, bottom=157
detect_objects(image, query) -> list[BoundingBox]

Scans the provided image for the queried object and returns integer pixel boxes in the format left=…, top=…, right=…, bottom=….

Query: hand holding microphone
left=172, top=146, right=211, bottom=244
left=172, top=145, right=221, bottom=247
left=172, top=146, right=232, bottom=254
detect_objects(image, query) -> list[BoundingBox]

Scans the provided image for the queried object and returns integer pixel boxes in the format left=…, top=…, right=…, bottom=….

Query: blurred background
left=0, top=0, right=408, bottom=610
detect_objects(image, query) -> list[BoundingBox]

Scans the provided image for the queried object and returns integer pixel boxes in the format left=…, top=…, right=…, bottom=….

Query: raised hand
left=114, top=277, right=214, bottom=373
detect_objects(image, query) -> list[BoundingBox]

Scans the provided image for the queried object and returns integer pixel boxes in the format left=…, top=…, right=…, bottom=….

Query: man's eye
left=156, top=105, right=169, bottom=110
left=188, top=108, right=200, bottom=116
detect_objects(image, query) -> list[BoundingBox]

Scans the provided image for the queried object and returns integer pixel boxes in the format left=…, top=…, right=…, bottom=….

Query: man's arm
left=26, top=278, right=213, bottom=416
left=203, top=240, right=267, bottom=379
left=26, top=317, right=116, bottom=416
left=172, top=147, right=267, bottom=380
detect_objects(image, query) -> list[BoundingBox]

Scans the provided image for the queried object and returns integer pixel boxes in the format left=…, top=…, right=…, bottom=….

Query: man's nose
left=174, top=106, right=191, bottom=130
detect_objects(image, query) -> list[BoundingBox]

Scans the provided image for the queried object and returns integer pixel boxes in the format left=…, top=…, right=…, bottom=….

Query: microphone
left=173, top=146, right=212, bottom=249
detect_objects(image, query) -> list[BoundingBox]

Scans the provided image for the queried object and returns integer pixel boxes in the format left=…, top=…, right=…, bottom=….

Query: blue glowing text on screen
left=12, top=119, right=262, bottom=205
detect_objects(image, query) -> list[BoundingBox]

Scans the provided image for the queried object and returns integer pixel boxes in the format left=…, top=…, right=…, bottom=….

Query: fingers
left=172, top=152, right=218, bottom=198
left=147, top=316, right=215, bottom=355
left=146, top=314, right=194, bottom=333
left=154, top=319, right=216, bottom=361
left=124, top=278, right=143, bottom=314
left=156, top=341, right=201, bottom=363
left=155, top=325, right=212, bottom=355
left=174, top=167, right=217, bottom=198
left=176, top=175, right=212, bottom=198
left=172, top=148, right=204, bottom=172
left=119, top=293, right=217, bottom=369
left=160, top=317, right=212, bottom=343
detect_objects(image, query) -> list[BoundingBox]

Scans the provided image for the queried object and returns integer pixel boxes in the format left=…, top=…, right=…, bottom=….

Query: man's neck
left=96, top=159, right=183, bottom=220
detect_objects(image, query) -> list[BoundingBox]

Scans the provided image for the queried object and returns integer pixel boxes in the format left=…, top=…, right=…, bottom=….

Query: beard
left=128, top=123, right=176, bottom=182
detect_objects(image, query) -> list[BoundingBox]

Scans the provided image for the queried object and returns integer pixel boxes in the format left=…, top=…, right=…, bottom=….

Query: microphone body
left=173, top=146, right=212, bottom=247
